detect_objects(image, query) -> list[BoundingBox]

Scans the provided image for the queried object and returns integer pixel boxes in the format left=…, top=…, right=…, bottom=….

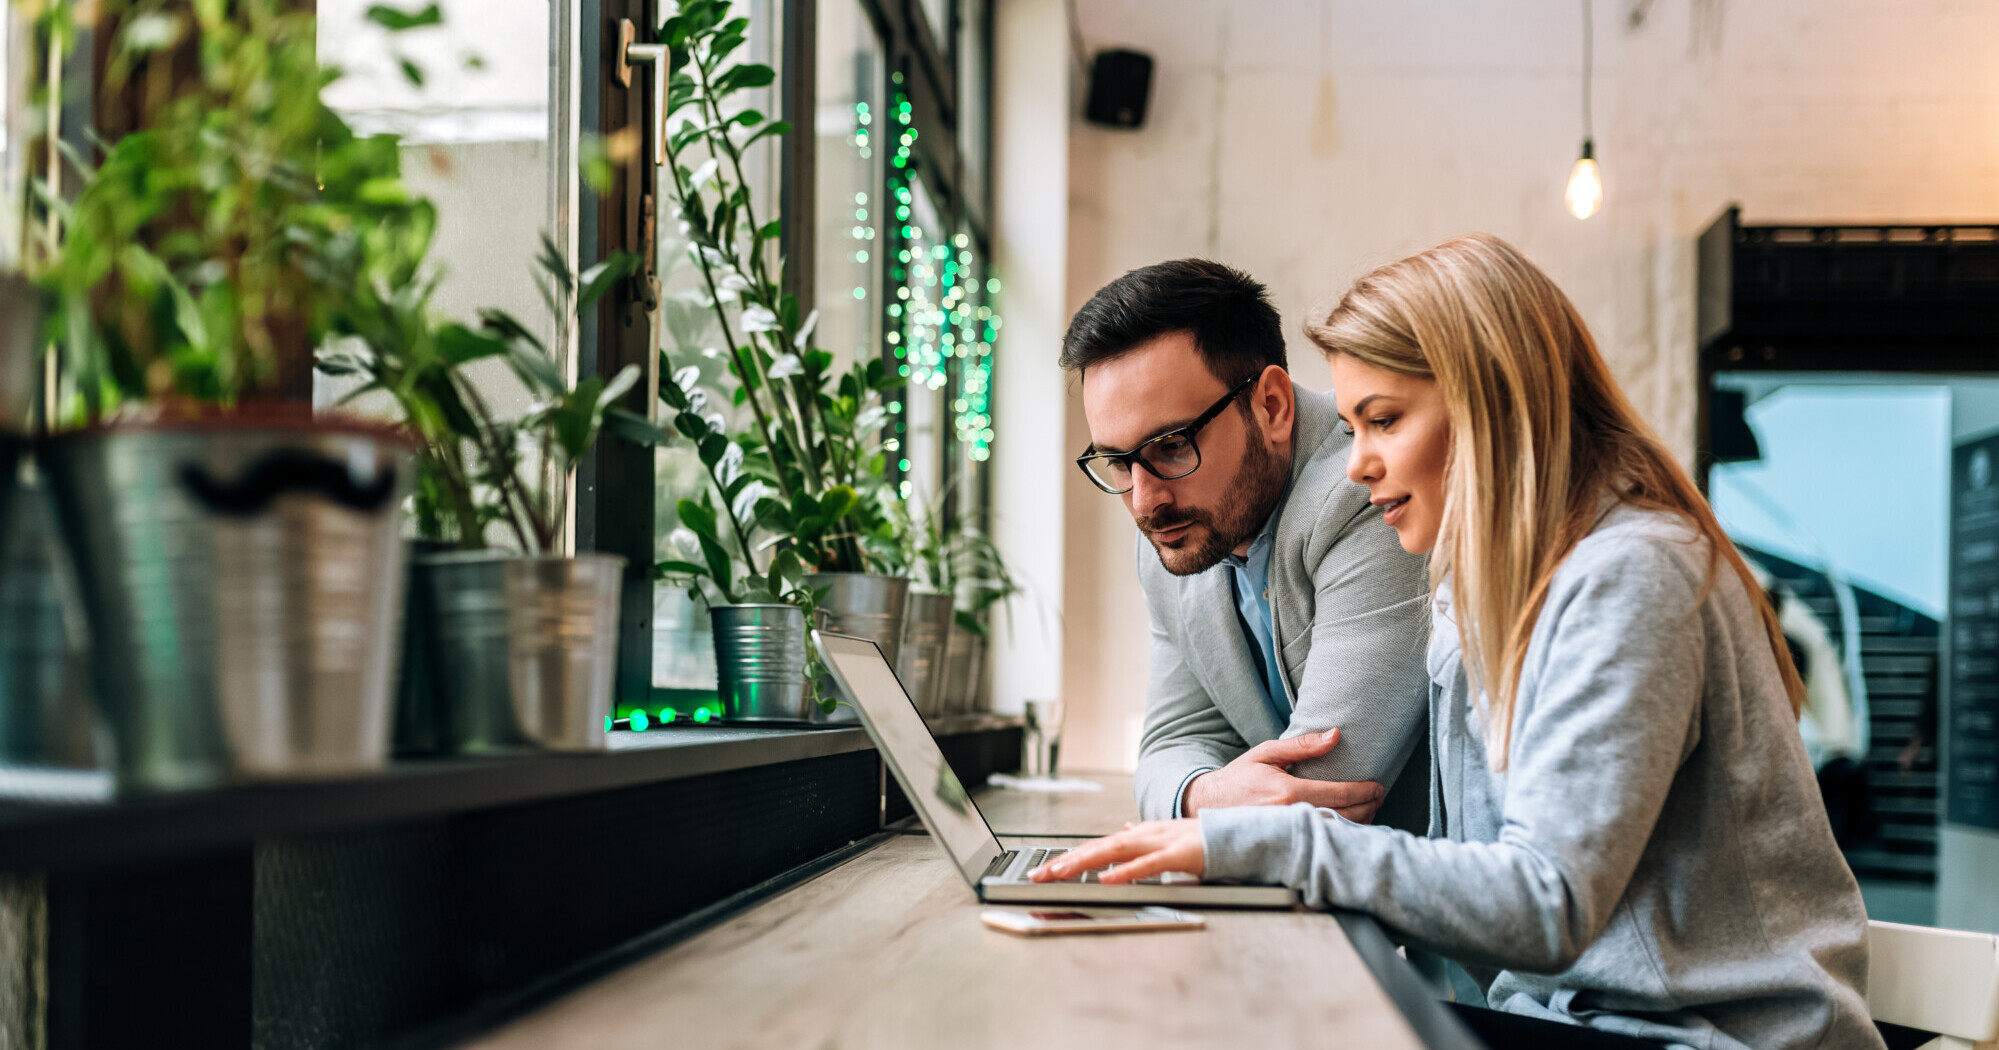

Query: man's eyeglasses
left=1076, top=376, right=1258, bottom=495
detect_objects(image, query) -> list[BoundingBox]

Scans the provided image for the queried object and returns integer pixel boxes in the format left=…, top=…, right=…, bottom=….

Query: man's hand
left=1027, top=819, right=1205, bottom=884
left=1182, top=728, right=1386, bottom=822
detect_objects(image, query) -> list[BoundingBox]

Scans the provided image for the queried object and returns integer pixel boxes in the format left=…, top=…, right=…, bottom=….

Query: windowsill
left=0, top=714, right=1022, bottom=871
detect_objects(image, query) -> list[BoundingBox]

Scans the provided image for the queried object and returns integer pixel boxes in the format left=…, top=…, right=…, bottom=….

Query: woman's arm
left=1211, top=538, right=1708, bottom=971
left=1047, top=537, right=1711, bottom=976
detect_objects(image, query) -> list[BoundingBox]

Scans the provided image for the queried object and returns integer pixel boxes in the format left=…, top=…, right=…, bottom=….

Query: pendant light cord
left=1581, top=0, right=1594, bottom=141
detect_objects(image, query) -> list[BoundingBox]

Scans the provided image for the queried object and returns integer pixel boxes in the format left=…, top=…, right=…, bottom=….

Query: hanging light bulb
left=1567, top=138, right=1602, bottom=219
left=1565, top=0, right=1602, bottom=220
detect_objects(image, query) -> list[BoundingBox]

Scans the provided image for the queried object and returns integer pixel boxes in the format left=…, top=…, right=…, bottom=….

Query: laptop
left=814, top=630, right=1299, bottom=907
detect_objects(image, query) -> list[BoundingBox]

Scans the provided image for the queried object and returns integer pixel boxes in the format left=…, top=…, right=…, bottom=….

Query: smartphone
left=979, top=906, right=1207, bottom=936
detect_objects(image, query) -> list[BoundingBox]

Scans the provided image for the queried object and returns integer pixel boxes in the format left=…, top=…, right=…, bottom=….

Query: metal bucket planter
left=0, top=274, right=40, bottom=434
left=0, top=434, right=20, bottom=585
left=809, top=573, right=908, bottom=723
left=710, top=603, right=811, bottom=722
left=43, top=417, right=412, bottom=791
left=390, top=539, right=456, bottom=756
left=896, top=590, right=954, bottom=718
left=416, top=552, right=625, bottom=753
left=941, top=621, right=988, bottom=717
left=811, top=573, right=909, bottom=665
left=0, top=475, right=97, bottom=769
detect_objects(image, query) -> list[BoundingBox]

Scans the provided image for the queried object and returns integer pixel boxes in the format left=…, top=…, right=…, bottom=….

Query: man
left=1063, top=259, right=1431, bottom=829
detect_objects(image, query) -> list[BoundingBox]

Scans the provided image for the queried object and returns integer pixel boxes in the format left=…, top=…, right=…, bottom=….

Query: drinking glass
left=1023, top=697, right=1065, bottom=779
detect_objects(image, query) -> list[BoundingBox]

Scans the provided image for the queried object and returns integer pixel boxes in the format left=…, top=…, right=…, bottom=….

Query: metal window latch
left=617, top=18, right=669, bottom=167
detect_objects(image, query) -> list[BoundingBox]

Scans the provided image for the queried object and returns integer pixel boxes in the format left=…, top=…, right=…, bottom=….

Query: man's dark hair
left=1058, top=259, right=1287, bottom=385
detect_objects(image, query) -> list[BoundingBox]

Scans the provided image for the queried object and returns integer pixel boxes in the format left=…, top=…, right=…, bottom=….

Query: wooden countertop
left=458, top=774, right=1463, bottom=1050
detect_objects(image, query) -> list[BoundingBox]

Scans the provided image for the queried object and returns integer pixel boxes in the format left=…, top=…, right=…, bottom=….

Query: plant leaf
left=366, top=4, right=444, bottom=31
left=604, top=408, right=675, bottom=447
left=578, top=251, right=640, bottom=314
left=678, top=498, right=720, bottom=543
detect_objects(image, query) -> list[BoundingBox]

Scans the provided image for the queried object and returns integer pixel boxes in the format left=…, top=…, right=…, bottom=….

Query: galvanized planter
left=941, top=621, right=989, bottom=716
left=415, top=551, right=625, bottom=754
left=811, top=572, right=909, bottom=665
left=0, top=274, right=39, bottom=435
left=43, top=418, right=412, bottom=791
left=390, top=539, right=455, bottom=756
left=0, top=433, right=20, bottom=588
left=711, top=603, right=812, bottom=722
left=0, top=476, right=97, bottom=769
left=896, top=590, right=954, bottom=718
left=809, top=572, right=908, bottom=724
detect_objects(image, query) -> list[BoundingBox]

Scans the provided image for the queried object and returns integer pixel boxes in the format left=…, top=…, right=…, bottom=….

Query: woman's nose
left=1347, top=432, right=1381, bottom=485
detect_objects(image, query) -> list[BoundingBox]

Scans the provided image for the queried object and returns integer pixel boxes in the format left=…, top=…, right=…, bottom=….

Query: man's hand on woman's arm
left=1181, top=729, right=1386, bottom=822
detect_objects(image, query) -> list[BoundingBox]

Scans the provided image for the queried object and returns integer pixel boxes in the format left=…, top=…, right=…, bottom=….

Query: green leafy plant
left=884, top=488, right=1018, bottom=636
left=31, top=0, right=436, bottom=422
left=318, top=235, right=669, bottom=555
left=647, top=0, right=901, bottom=599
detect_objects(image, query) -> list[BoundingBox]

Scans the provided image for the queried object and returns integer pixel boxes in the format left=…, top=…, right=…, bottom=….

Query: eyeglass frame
left=1074, top=375, right=1261, bottom=495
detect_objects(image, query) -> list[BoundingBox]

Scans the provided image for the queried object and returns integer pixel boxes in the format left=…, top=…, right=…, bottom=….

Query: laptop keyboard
left=1018, top=847, right=1165, bottom=885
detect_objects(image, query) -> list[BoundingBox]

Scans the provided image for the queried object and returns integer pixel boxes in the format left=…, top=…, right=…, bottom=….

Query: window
left=813, top=0, right=886, bottom=376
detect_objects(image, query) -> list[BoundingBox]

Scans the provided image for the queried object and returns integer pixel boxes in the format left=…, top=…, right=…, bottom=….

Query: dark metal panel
left=247, top=752, right=879, bottom=1048
left=1695, top=206, right=1737, bottom=353
left=781, top=0, right=818, bottom=314
left=46, top=849, right=254, bottom=1050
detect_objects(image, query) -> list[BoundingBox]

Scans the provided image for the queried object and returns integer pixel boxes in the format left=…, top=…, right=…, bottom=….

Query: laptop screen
left=814, top=632, right=1005, bottom=886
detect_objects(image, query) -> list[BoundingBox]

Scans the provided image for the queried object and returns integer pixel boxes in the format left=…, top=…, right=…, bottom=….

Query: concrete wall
left=1051, top=0, right=1999, bottom=772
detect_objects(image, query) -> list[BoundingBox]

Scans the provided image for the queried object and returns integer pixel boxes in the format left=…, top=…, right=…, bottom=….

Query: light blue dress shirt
left=1173, top=495, right=1290, bottom=816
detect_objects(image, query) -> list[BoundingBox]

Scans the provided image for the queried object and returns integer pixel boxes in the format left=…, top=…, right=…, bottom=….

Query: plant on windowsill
left=882, top=489, right=1018, bottom=720
left=16, top=0, right=448, bottom=791
left=646, top=1, right=911, bottom=721
left=317, top=227, right=672, bottom=754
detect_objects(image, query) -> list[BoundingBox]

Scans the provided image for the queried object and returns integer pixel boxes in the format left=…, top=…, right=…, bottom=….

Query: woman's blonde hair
left=1305, top=233, right=1803, bottom=766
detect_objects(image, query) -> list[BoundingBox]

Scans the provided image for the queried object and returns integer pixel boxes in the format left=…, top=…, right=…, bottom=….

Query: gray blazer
left=1133, top=380, right=1432, bottom=827
left=1201, top=503, right=1881, bottom=1050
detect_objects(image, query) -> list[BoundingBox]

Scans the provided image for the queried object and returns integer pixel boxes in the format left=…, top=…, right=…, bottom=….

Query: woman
left=1031, top=234, right=1882, bottom=1050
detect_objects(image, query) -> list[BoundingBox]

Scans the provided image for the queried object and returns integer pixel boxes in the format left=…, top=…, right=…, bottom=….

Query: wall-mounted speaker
left=1085, top=49, right=1154, bottom=129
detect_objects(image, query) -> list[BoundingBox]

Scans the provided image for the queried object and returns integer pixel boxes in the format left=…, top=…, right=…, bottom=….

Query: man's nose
left=1128, top=465, right=1173, bottom=517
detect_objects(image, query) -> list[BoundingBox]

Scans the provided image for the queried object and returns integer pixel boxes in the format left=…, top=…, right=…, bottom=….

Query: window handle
left=617, top=19, right=667, bottom=422
left=618, top=18, right=669, bottom=167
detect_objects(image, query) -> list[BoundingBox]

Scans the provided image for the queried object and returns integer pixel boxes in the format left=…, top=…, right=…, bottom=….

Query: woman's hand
left=1026, top=819, right=1206, bottom=884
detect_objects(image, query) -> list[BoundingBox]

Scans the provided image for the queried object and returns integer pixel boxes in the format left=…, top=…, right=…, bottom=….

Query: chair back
left=1868, top=919, right=1999, bottom=1044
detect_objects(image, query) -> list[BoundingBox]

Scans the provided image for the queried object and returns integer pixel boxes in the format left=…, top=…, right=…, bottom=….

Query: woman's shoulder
left=1549, top=502, right=1714, bottom=608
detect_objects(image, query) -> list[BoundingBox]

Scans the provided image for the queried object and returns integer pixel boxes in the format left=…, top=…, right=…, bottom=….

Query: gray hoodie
left=1202, top=503, right=1883, bottom=1050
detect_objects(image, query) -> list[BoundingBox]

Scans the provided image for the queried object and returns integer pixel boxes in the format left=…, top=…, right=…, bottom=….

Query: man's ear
left=1255, top=364, right=1296, bottom=445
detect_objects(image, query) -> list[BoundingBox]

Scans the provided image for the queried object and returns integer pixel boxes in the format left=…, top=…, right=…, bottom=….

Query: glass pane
left=813, top=0, right=883, bottom=376
left=650, top=1, right=781, bottom=711
left=917, top=0, right=953, bottom=56
left=955, top=0, right=989, bottom=223
left=1709, top=372, right=1959, bottom=926
left=314, top=0, right=559, bottom=425
left=949, top=228, right=996, bottom=522
left=889, top=172, right=950, bottom=503
left=0, top=5, right=26, bottom=271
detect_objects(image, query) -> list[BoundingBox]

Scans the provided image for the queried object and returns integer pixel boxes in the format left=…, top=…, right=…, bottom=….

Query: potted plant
left=317, top=222, right=665, bottom=752
left=27, top=0, right=427, bottom=791
left=940, top=523, right=1017, bottom=716
left=647, top=2, right=908, bottom=720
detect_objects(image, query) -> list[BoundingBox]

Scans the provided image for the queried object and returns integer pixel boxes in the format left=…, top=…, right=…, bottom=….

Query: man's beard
left=1136, top=427, right=1290, bottom=577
